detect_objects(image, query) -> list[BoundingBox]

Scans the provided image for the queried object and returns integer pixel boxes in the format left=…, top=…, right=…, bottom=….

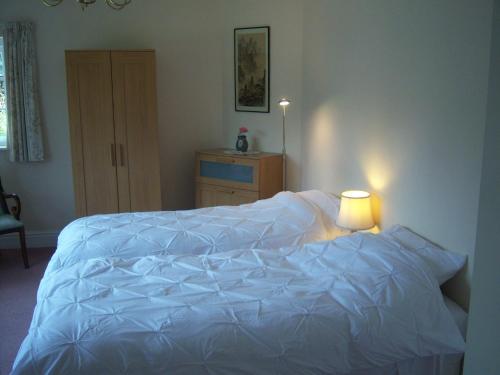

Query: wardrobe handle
left=110, top=144, right=117, bottom=167
left=119, top=144, right=125, bottom=167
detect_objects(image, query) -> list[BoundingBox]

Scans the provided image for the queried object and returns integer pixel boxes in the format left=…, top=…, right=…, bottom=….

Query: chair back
left=0, top=177, right=10, bottom=215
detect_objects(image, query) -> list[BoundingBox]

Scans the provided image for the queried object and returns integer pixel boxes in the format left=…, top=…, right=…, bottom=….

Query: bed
left=12, top=224, right=466, bottom=374
left=45, top=190, right=341, bottom=275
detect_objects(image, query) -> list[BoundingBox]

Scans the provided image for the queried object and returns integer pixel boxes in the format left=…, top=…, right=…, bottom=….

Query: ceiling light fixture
left=41, top=0, right=131, bottom=11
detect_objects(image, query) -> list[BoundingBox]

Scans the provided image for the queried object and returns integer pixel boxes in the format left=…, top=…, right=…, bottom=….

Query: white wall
left=1, top=0, right=495, bottom=311
left=221, top=0, right=304, bottom=191
left=463, top=0, right=500, bottom=372
left=300, top=0, right=493, bottom=308
left=0, top=0, right=225, bottom=244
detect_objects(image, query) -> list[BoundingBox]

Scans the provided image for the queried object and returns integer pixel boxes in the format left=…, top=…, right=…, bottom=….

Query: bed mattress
left=12, top=230, right=465, bottom=375
left=46, top=191, right=340, bottom=275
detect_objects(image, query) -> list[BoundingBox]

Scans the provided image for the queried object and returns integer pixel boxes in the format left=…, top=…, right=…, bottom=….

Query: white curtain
left=4, top=22, right=44, bottom=162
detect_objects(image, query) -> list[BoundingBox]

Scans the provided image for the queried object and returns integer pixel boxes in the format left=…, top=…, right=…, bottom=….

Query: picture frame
left=234, top=26, right=270, bottom=113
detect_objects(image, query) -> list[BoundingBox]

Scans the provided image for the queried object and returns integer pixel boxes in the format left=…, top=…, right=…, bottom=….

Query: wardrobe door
left=66, top=51, right=119, bottom=216
left=111, top=51, right=161, bottom=212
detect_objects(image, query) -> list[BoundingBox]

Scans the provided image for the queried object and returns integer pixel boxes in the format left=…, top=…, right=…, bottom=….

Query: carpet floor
left=0, top=248, right=54, bottom=375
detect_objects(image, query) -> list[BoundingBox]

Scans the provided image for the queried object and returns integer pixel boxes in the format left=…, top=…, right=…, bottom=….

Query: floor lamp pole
left=278, top=98, right=290, bottom=192
left=282, top=106, right=287, bottom=191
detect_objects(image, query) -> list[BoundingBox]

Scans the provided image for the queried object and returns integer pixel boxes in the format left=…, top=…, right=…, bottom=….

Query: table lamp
left=336, top=190, right=375, bottom=232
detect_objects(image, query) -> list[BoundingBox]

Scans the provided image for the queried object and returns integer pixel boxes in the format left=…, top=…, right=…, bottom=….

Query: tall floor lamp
left=279, top=98, right=290, bottom=191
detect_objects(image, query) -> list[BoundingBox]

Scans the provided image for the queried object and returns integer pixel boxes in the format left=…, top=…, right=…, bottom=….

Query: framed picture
left=234, top=26, right=270, bottom=113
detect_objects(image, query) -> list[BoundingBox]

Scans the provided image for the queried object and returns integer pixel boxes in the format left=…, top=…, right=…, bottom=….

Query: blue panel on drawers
left=200, top=160, right=253, bottom=183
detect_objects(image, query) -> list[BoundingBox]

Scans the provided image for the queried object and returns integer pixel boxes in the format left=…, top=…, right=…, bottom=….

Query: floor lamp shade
left=336, top=190, right=375, bottom=231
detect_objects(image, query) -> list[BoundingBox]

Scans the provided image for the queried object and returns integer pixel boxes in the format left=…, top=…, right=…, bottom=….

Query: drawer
left=195, top=153, right=259, bottom=191
left=196, top=183, right=259, bottom=208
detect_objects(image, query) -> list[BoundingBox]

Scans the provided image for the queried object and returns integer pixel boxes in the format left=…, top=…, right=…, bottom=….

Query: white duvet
left=12, top=231, right=465, bottom=375
left=46, top=191, right=340, bottom=275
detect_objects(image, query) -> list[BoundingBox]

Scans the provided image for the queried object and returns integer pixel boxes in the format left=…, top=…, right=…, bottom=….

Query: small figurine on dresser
left=235, top=126, right=249, bottom=152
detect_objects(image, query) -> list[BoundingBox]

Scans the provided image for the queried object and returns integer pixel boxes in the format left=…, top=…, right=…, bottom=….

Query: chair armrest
left=3, top=193, right=21, bottom=220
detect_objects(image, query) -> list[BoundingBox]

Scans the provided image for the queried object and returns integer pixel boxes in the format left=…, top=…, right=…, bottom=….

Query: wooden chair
left=0, top=178, right=29, bottom=268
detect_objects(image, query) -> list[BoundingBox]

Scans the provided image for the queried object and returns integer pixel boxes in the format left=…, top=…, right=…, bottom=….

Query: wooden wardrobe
left=65, top=50, right=161, bottom=217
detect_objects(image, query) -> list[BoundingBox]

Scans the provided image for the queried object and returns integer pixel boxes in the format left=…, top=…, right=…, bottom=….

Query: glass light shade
left=279, top=98, right=290, bottom=107
left=336, top=190, right=375, bottom=231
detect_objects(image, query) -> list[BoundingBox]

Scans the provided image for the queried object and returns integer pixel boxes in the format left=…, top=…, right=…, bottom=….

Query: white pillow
left=381, top=225, right=466, bottom=285
left=296, top=190, right=340, bottom=224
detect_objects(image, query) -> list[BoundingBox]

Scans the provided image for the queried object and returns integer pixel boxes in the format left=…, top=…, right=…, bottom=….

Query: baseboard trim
left=0, top=231, right=58, bottom=249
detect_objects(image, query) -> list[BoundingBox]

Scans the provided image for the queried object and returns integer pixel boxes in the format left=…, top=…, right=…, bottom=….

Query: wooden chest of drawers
left=195, top=149, right=283, bottom=208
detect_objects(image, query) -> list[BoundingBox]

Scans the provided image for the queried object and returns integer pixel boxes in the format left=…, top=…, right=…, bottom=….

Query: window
left=0, top=36, right=7, bottom=149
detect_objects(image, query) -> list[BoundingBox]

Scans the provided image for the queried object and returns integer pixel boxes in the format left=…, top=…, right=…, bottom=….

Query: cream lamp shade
left=336, top=190, right=375, bottom=231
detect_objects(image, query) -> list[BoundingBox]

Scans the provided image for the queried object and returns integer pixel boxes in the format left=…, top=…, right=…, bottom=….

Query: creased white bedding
left=46, top=191, right=339, bottom=275
left=352, top=297, right=467, bottom=375
left=12, top=231, right=465, bottom=375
